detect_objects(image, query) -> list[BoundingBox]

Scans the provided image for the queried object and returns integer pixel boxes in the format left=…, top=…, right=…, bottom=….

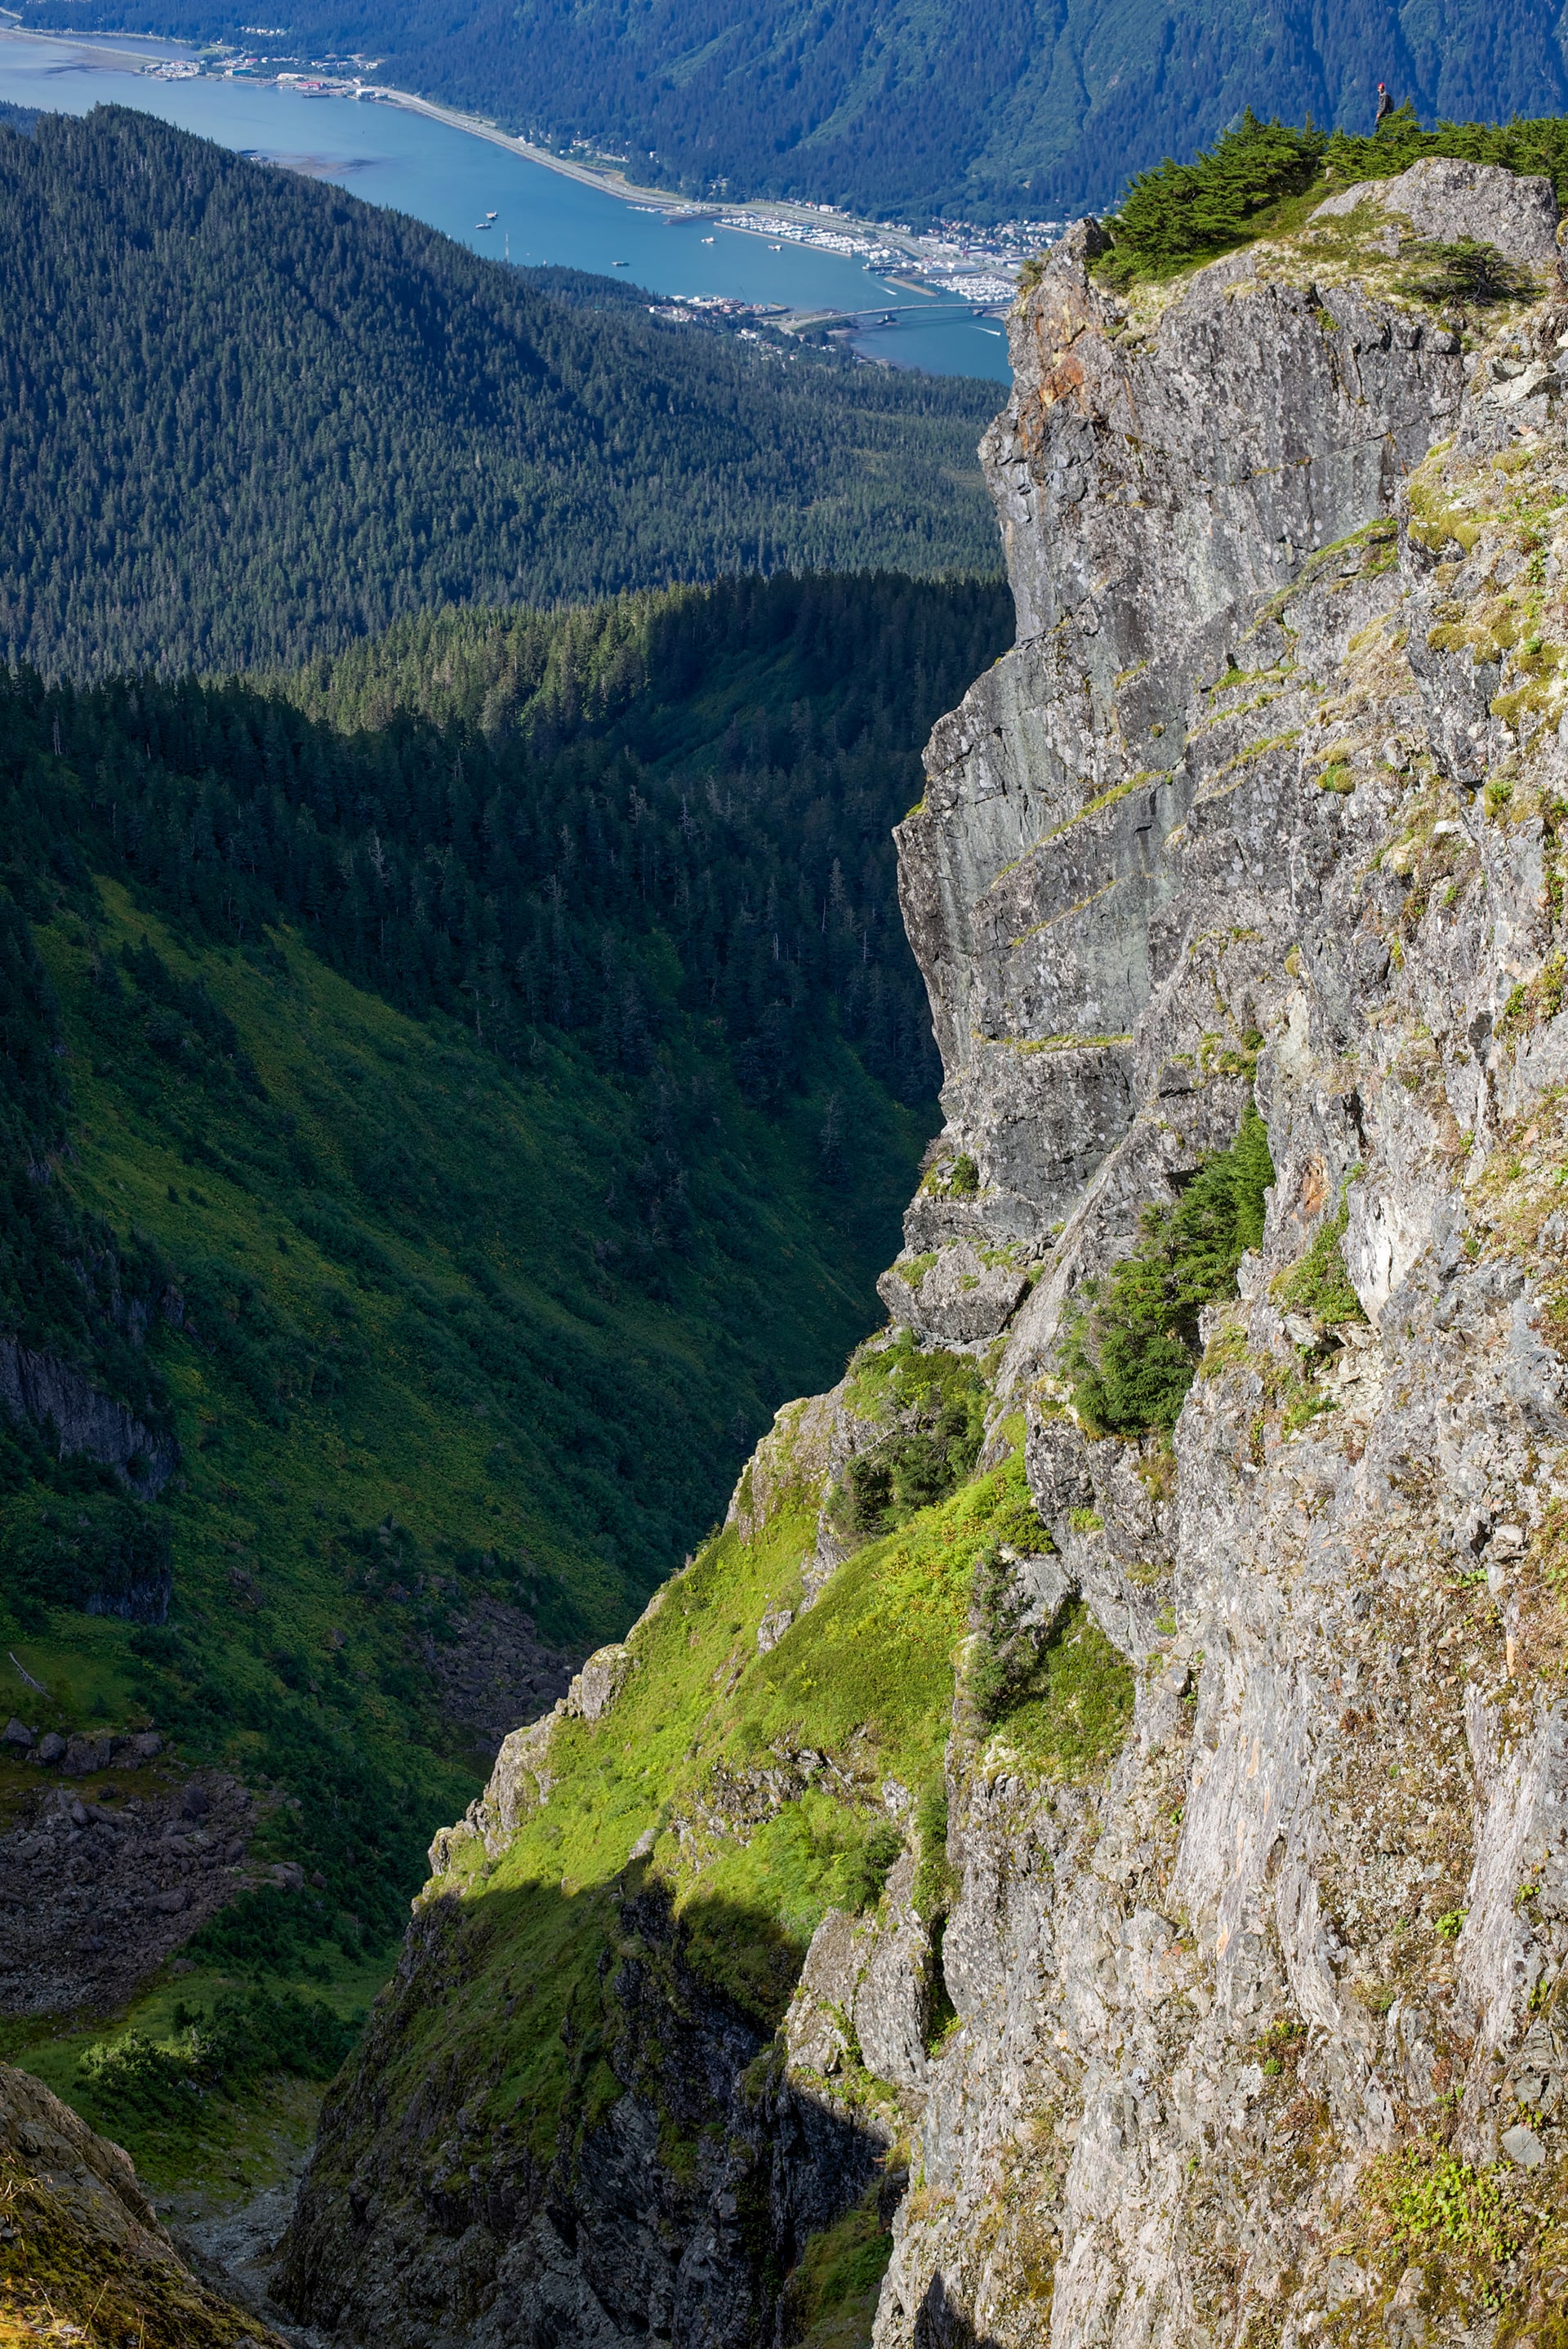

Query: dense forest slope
left=278, top=158, right=1568, bottom=2346
left=0, top=108, right=1000, bottom=678
left=0, top=571, right=1008, bottom=2194
left=19, top=0, right=1568, bottom=220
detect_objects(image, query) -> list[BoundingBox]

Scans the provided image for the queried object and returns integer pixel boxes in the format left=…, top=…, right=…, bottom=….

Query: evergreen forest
left=17, top=0, right=1568, bottom=221
left=0, top=571, right=1009, bottom=2062
left=0, top=108, right=1000, bottom=680
left=1093, top=104, right=1568, bottom=283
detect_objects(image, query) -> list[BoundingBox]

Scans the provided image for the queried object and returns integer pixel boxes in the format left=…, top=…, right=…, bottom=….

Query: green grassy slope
left=0, top=864, right=920, bottom=2177
left=279, top=1344, right=1134, bottom=2333
left=0, top=108, right=1001, bottom=680
left=0, top=574, right=1014, bottom=2181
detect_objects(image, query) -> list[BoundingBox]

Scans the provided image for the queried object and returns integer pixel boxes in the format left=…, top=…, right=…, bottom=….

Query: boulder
left=35, top=1731, right=65, bottom=1765
left=1, top=1718, right=33, bottom=1749
left=784, top=1905, right=863, bottom=2075
left=1313, top=158, right=1559, bottom=265
left=756, top=1604, right=795, bottom=1655
left=61, top=1733, right=114, bottom=1776
left=1500, top=2123, right=1545, bottom=2169
left=147, top=1888, right=187, bottom=1914
left=564, top=1643, right=635, bottom=1724
left=877, top=1237, right=1031, bottom=1344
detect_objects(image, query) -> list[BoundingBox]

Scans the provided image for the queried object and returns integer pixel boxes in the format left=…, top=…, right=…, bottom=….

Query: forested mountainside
left=19, top=0, right=1568, bottom=220
left=0, top=109, right=999, bottom=680
left=275, top=156, right=1568, bottom=2347
left=0, top=570, right=1009, bottom=2193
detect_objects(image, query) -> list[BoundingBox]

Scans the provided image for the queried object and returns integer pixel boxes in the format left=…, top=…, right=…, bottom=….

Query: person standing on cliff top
left=1375, top=82, right=1394, bottom=127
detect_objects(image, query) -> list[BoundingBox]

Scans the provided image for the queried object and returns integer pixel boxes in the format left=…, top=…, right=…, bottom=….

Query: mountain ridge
left=15, top=0, right=1568, bottom=221
left=0, top=106, right=1000, bottom=680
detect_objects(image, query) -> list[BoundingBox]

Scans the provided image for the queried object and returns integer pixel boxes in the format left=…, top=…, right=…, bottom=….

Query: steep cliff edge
left=280, top=161, right=1568, bottom=2347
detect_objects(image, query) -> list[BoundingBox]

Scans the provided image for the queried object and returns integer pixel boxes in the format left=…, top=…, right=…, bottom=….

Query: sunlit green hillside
left=0, top=573, right=1010, bottom=2175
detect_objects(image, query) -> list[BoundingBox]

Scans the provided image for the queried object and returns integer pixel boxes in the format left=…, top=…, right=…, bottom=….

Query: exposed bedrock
left=0, top=1335, right=178, bottom=1501
left=282, top=160, right=1568, bottom=2348
left=875, top=161, right=1568, bottom=2346
left=893, top=203, right=1469, bottom=1278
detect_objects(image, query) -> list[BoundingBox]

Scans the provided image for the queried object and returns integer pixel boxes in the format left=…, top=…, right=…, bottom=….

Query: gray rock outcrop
left=1312, top=155, right=1561, bottom=265
left=872, top=171, right=1568, bottom=2347
left=0, top=1337, right=177, bottom=1500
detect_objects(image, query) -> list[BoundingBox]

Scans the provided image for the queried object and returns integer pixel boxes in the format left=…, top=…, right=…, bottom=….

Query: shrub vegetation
left=77, top=1986, right=356, bottom=2124
left=1100, top=112, right=1327, bottom=282
left=1062, top=1102, right=1275, bottom=1435
left=1097, top=105, right=1568, bottom=286
left=1273, top=1190, right=1366, bottom=1326
left=1397, top=238, right=1535, bottom=308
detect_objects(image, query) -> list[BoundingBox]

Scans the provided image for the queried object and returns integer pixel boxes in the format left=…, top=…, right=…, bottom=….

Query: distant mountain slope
left=0, top=107, right=999, bottom=679
left=16, top=0, right=1568, bottom=220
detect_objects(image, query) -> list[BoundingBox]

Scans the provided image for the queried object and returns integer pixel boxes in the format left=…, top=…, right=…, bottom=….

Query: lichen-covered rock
left=1313, top=155, right=1561, bottom=265
left=724, top=1390, right=839, bottom=1544
left=869, top=186, right=1568, bottom=2348
left=0, top=2061, right=279, bottom=2346
left=565, top=1643, right=635, bottom=1724
left=877, top=1238, right=1030, bottom=1344
left=784, top=1852, right=933, bottom=2105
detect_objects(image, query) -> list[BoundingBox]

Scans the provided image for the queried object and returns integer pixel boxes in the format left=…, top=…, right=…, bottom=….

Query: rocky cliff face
left=875, top=158, right=1568, bottom=2347
left=0, top=1335, right=179, bottom=1505
left=0, top=2058, right=284, bottom=2347
left=281, top=160, right=1568, bottom=2347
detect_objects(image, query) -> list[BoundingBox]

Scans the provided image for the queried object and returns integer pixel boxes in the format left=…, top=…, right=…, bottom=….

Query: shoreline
left=257, top=83, right=947, bottom=270
left=0, top=20, right=940, bottom=267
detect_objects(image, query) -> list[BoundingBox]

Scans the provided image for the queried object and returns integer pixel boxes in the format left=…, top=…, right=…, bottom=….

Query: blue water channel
left=0, top=29, right=1013, bottom=381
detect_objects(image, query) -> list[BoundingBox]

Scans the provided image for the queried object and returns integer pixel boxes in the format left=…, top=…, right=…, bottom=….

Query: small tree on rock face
left=1061, top=1099, right=1276, bottom=1437
left=1396, top=237, right=1534, bottom=310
